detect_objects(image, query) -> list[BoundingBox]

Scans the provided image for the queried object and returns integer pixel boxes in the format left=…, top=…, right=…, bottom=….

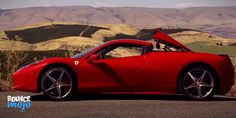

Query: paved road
left=1, top=92, right=236, bottom=118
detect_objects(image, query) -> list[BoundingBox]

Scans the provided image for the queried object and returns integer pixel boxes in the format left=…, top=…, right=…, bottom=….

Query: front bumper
left=13, top=63, right=46, bottom=92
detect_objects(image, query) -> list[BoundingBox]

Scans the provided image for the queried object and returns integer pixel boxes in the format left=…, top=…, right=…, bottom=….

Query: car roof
left=106, top=39, right=152, bottom=46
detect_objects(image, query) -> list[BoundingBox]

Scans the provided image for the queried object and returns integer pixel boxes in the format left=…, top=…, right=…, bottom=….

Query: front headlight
left=16, top=60, right=42, bottom=72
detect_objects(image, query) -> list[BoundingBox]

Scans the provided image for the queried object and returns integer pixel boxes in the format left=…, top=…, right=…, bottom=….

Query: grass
left=15, top=21, right=80, bottom=30
left=95, top=24, right=138, bottom=35
left=171, top=31, right=235, bottom=45
left=0, top=50, right=69, bottom=69
left=4, top=23, right=139, bottom=44
left=5, top=24, right=107, bottom=43
left=186, top=41, right=236, bottom=65
left=0, top=30, right=8, bottom=39
left=33, top=36, right=102, bottom=51
left=187, top=41, right=236, bottom=55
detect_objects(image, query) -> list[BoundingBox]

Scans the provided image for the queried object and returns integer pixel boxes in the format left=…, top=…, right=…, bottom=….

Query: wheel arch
left=176, top=62, right=220, bottom=94
left=37, top=63, right=78, bottom=93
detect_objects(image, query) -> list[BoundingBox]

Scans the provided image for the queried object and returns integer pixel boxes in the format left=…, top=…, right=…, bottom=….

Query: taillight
left=219, top=54, right=233, bottom=65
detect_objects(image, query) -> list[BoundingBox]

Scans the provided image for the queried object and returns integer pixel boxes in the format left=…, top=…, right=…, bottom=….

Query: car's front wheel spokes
left=45, top=84, right=56, bottom=92
left=197, top=85, right=202, bottom=97
left=47, top=73, right=56, bottom=83
left=188, top=72, right=197, bottom=82
left=199, top=70, right=207, bottom=82
left=42, top=68, right=73, bottom=99
left=185, top=83, right=197, bottom=90
left=58, top=71, right=65, bottom=83
left=56, top=85, right=62, bottom=97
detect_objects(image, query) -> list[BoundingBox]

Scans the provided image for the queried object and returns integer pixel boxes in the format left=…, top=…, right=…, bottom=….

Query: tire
left=179, top=65, right=217, bottom=100
left=41, top=67, right=76, bottom=100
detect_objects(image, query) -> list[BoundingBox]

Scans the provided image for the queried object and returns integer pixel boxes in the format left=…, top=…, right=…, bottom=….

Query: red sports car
left=13, top=32, right=235, bottom=100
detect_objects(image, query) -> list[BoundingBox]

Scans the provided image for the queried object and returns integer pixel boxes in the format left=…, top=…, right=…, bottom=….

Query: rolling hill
left=0, top=6, right=236, bottom=38
left=0, top=23, right=235, bottom=66
left=0, top=23, right=235, bottom=53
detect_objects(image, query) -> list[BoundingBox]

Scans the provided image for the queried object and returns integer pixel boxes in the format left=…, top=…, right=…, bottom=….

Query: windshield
left=72, top=44, right=103, bottom=58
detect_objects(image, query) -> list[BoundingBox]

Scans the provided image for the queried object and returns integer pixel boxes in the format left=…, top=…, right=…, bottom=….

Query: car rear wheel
left=41, top=67, right=76, bottom=100
left=179, top=66, right=216, bottom=100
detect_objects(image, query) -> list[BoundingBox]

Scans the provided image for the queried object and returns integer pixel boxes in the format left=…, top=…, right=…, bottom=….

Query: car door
left=78, top=43, right=147, bottom=93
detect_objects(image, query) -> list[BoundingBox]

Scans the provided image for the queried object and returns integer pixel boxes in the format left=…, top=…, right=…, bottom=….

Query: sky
left=0, top=0, right=236, bottom=9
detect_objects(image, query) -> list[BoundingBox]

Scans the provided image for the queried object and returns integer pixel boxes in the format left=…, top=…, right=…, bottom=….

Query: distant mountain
left=0, top=6, right=236, bottom=38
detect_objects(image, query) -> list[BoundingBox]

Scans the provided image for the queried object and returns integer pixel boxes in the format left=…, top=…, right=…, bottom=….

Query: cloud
left=175, top=2, right=207, bottom=8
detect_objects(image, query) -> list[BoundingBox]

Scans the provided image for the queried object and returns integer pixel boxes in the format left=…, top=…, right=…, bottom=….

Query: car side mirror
left=88, top=54, right=100, bottom=63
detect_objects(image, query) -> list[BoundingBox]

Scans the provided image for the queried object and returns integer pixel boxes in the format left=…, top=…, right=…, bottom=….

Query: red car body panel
left=13, top=63, right=46, bottom=92
left=13, top=32, right=235, bottom=95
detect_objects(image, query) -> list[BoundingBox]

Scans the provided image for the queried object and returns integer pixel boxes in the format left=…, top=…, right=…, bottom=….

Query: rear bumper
left=218, top=64, right=235, bottom=94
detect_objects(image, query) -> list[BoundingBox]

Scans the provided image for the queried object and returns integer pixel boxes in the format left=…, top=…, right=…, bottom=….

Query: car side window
left=102, top=44, right=143, bottom=59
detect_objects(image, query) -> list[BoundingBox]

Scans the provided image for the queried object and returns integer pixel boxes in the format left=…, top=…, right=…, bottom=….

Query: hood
left=154, top=31, right=191, bottom=52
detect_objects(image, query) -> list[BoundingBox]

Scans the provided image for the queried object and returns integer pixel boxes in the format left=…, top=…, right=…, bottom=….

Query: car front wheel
left=41, top=67, right=76, bottom=100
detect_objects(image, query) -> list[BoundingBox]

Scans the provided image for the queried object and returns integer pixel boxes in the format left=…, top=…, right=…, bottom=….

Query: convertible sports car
left=13, top=32, right=235, bottom=100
